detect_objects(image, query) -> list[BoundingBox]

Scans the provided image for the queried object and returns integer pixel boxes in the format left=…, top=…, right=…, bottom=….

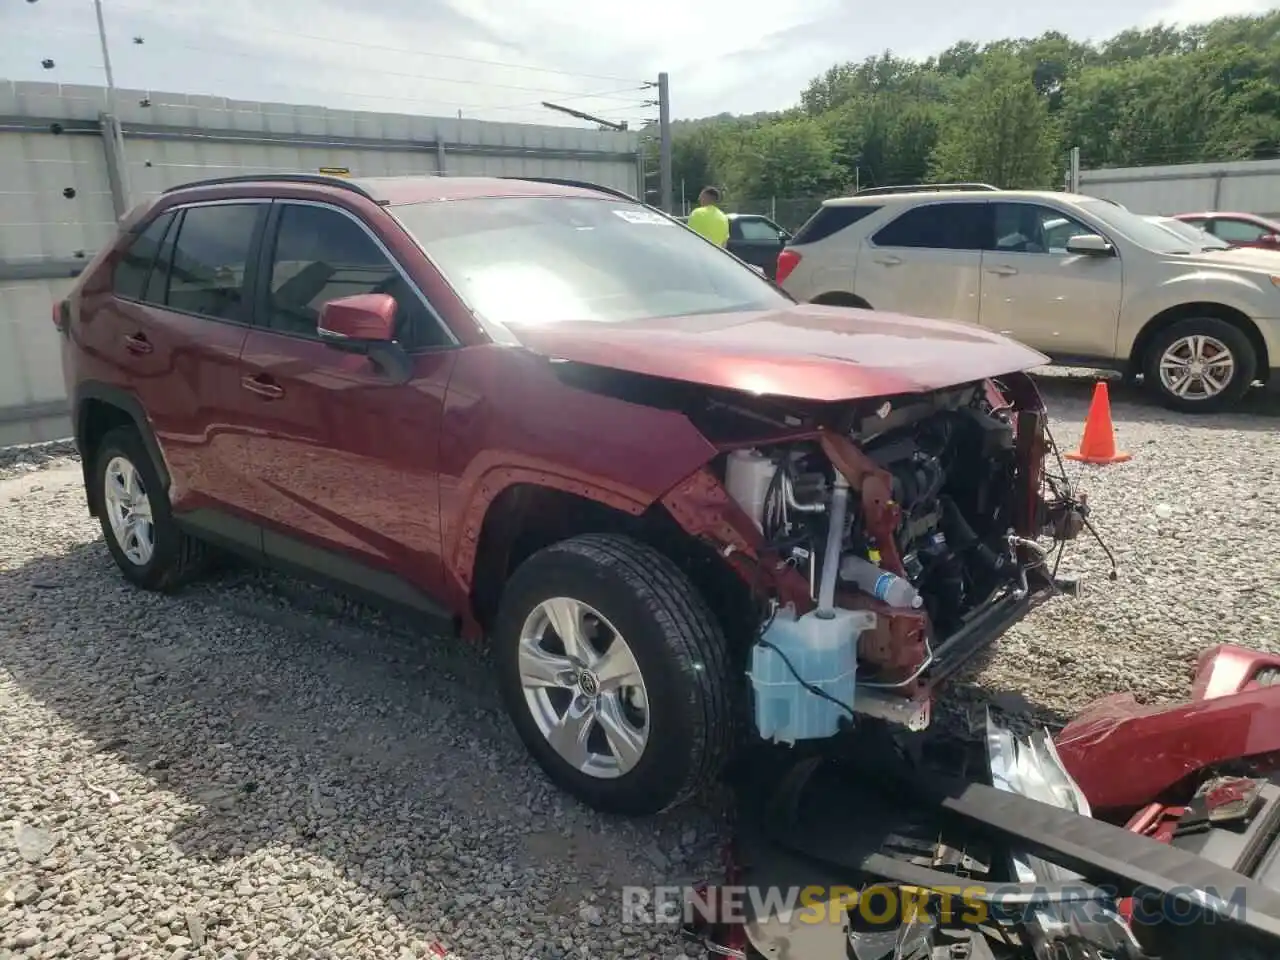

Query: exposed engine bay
left=703, top=377, right=1099, bottom=741
left=731, top=402, right=1023, bottom=636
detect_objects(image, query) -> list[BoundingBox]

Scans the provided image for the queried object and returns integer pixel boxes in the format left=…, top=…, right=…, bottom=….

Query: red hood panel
left=506, top=305, right=1050, bottom=402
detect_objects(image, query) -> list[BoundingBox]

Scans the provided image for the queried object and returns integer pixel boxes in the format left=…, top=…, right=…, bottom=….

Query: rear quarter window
left=789, top=205, right=881, bottom=245
left=112, top=212, right=176, bottom=300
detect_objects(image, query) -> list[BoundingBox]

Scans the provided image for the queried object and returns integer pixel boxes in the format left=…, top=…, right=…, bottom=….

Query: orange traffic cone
left=1065, top=381, right=1131, bottom=464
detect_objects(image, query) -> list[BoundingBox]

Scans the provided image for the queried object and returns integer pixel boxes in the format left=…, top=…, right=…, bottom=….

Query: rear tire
left=93, top=426, right=208, bottom=591
left=492, top=533, right=734, bottom=816
left=1142, top=317, right=1256, bottom=413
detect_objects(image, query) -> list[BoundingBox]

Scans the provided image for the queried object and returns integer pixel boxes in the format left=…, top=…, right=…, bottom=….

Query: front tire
left=493, top=533, right=734, bottom=816
left=1143, top=317, right=1256, bottom=413
left=93, top=426, right=208, bottom=591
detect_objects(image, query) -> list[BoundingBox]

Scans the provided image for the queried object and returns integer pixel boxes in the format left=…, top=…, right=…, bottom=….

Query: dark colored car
left=55, top=173, right=1085, bottom=817
left=727, top=213, right=792, bottom=277
left=677, top=212, right=792, bottom=277
left=1173, top=211, right=1280, bottom=250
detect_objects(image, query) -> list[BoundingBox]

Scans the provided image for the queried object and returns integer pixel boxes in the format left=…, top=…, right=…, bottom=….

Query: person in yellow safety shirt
left=687, top=186, right=730, bottom=247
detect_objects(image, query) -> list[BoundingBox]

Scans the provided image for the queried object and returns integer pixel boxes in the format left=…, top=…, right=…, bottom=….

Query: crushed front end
left=678, top=708, right=1280, bottom=960
left=665, top=371, right=1094, bottom=741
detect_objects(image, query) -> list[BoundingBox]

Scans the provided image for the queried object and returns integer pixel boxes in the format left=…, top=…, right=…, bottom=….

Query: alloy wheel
left=517, top=596, right=650, bottom=779
left=103, top=455, right=155, bottom=566
left=1158, top=334, right=1235, bottom=401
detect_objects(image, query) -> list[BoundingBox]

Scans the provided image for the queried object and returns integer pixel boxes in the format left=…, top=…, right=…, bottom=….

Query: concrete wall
left=1079, top=158, right=1280, bottom=219
left=0, top=80, right=642, bottom=447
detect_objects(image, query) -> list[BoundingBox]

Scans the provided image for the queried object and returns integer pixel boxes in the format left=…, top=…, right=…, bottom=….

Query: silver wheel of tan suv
left=1143, top=317, right=1256, bottom=413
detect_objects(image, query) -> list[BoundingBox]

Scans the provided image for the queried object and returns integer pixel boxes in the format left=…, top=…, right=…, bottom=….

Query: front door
left=233, top=200, right=459, bottom=612
left=855, top=201, right=988, bottom=324
left=977, top=202, right=1123, bottom=360
left=730, top=216, right=789, bottom=277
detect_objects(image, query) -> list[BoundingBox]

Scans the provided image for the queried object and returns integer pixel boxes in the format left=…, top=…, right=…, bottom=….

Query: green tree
left=719, top=117, right=842, bottom=200
left=928, top=52, right=1060, bottom=187
left=665, top=11, right=1280, bottom=204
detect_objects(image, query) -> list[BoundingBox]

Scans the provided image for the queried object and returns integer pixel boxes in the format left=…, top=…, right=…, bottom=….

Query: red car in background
left=1173, top=211, right=1280, bottom=249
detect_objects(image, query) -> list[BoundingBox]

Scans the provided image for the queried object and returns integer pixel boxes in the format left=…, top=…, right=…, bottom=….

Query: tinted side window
left=112, top=212, right=175, bottom=300
left=145, top=209, right=181, bottom=305
left=266, top=204, right=441, bottom=347
left=790, top=205, right=881, bottom=245
left=166, top=204, right=261, bottom=321
left=872, top=202, right=989, bottom=250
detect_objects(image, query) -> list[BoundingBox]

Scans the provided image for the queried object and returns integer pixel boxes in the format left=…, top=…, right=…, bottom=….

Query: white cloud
left=1, top=0, right=1275, bottom=125
left=1149, top=0, right=1276, bottom=25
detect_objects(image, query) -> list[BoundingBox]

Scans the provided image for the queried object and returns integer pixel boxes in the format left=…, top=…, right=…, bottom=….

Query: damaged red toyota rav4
left=56, top=174, right=1092, bottom=816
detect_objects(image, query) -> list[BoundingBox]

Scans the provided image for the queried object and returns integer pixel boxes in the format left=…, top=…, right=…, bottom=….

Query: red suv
left=1173, top=211, right=1280, bottom=250
left=56, top=174, right=1086, bottom=816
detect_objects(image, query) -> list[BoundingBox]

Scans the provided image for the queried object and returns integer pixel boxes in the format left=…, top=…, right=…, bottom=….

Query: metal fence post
left=99, top=113, right=130, bottom=220
left=94, top=0, right=131, bottom=214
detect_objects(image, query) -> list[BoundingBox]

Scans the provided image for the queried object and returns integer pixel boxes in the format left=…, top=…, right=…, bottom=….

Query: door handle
left=123, top=333, right=152, bottom=355
left=241, top=374, right=285, bottom=400
left=874, top=255, right=903, bottom=267
left=985, top=265, right=1018, bottom=277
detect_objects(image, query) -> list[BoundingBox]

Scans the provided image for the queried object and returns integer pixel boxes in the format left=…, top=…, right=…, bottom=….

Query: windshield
left=1075, top=198, right=1194, bottom=254
left=389, top=196, right=792, bottom=326
left=1148, top=216, right=1230, bottom=251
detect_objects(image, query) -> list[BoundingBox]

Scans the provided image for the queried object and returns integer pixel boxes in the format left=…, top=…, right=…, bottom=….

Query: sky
left=1, top=0, right=1276, bottom=129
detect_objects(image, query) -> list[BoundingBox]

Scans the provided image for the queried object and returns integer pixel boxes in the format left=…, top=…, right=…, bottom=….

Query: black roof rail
left=500, top=176, right=639, bottom=203
left=853, top=182, right=1000, bottom=197
left=160, top=173, right=381, bottom=203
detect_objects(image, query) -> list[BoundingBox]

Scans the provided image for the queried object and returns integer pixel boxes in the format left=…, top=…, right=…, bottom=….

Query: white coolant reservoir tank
left=724, top=449, right=776, bottom=532
left=748, top=606, right=876, bottom=745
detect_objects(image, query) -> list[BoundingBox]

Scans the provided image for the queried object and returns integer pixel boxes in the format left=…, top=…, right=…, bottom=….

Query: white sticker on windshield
left=613, top=208, right=675, bottom=225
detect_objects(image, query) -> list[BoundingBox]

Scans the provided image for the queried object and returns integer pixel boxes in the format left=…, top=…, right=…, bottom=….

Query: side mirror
left=316, top=293, right=412, bottom=384
left=318, top=293, right=397, bottom=342
left=1259, top=233, right=1280, bottom=246
left=1065, top=233, right=1115, bottom=257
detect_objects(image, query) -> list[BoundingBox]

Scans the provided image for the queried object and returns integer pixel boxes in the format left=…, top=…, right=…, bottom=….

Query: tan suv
left=776, top=186, right=1280, bottom=411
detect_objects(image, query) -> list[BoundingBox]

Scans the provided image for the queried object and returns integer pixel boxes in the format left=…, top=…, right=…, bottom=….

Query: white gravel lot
left=1, top=372, right=1278, bottom=960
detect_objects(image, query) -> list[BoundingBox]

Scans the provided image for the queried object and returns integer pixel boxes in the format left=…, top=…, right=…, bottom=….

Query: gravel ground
left=1, top=372, right=1278, bottom=959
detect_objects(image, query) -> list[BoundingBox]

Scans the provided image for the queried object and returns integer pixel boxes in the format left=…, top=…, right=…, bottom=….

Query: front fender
left=1118, top=273, right=1273, bottom=357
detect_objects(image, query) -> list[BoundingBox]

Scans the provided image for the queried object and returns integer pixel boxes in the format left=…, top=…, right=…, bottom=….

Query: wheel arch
left=466, top=481, right=759, bottom=655
left=1129, top=302, right=1269, bottom=383
left=811, top=291, right=873, bottom=310
left=73, top=383, right=169, bottom=517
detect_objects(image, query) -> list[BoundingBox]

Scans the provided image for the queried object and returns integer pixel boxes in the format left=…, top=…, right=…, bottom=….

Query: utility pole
left=93, top=0, right=132, bottom=211
left=657, top=72, right=673, bottom=215
left=1069, top=146, right=1081, bottom=193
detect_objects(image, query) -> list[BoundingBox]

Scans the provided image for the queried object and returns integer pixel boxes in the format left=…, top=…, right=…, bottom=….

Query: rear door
left=102, top=199, right=269, bottom=551
left=233, top=199, right=459, bottom=612
left=977, top=201, right=1122, bottom=359
left=856, top=201, right=988, bottom=323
